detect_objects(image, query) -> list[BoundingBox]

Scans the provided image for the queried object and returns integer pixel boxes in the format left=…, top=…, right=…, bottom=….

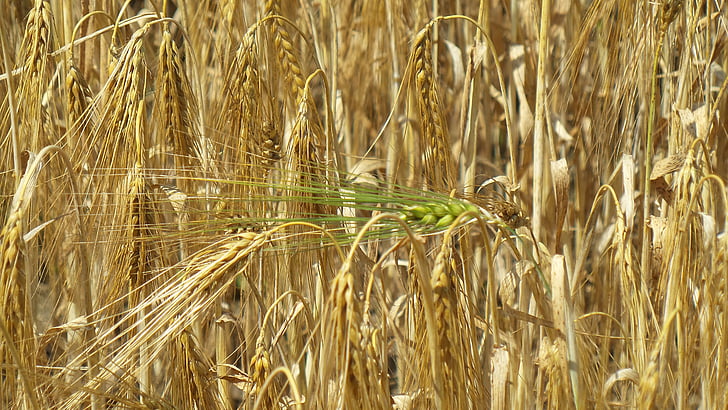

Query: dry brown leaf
left=649, top=215, right=668, bottom=277
left=498, top=269, right=519, bottom=308
left=510, top=44, right=534, bottom=138
left=552, top=114, right=574, bottom=145
left=471, top=41, right=488, bottom=69
left=551, top=158, right=569, bottom=247
left=215, top=313, right=237, bottom=325
left=650, top=153, right=685, bottom=180
left=710, top=62, right=727, bottom=92
left=218, top=364, right=254, bottom=392
left=442, top=40, right=464, bottom=87
left=652, top=176, right=674, bottom=203
left=676, top=104, right=709, bottom=139
left=603, top=368, right=639, bottom=401
left=621, top=154, right=635, bottom=231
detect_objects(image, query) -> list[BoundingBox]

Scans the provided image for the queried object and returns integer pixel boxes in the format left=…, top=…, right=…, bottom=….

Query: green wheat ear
left=400, top=200, right=479, bottom=228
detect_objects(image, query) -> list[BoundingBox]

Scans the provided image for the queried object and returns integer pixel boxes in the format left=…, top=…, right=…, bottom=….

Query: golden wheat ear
left=410, top=24, right=456, bottom=192
left=265, top=0, right=306, bottom=103
left=153, top=24, right=202, bottom=188
left=17, top=0, right=56, bottom=153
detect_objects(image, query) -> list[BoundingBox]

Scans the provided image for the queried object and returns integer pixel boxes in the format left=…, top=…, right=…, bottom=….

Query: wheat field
left=1, top=0, right=727, bottom=408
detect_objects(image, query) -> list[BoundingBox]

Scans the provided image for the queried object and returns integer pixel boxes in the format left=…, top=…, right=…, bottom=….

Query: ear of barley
left=64, top=59, right=93, bottom=153
left=17, top=0, right=54, bottom=152
left=265, top=0, right=306, bottom=103
left=80, top=26, right=148, bottom=183
left=430, top=243, right=471, bottom=408
left=65, top=230, right=267, bottom=406
left=319, top=264, right=373, bottom=408
left=283, top=86, right=335, bottom=220
left=0, top=212, right=38, bottom=407
left=215, top=28, right=271, bottom=219
left=410, top=26, right=455, bottom=191
left=0, top=157, right=46, bottom=407
left=359, top=325, right=391, bottom=409
left=260, top=120, right=282, bottom=167
left=153, top=24, right=202, bottom=192
left=168, top=330, right=220, bottom=407
left=248, top=341, right=276, bottom=408
left=77, top=26, right=149, bottom=303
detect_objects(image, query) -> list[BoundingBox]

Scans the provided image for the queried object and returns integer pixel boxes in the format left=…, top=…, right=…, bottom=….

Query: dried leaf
left=652, top=176, right=674, bottom=203
left=470, top=41, right=488, bottom=70
left=271, top=301, right=304, bottom=347
left=700, top=212, right=716, bottom=250
left=604, top=368, right=639, bottom=399
left=215, top=313, right=237, bottom=325
left=649, top=216, right=668, bottom=271
left=479, top=175, right=520, bottom=193
left=710, top=62, right=727, bottom=92
left=157, top=184, right=188, bottom=215
left=552, top=114, right=574, bottom=144
left=38, top=316, right=90, bottom=347
left=551, top=158, right=569, bottom=246
left=621, top=155, right=635, bottom=231
left=24, top=212, right=70, bottom=242
left=443, top=40, right=464, bottom=87
left=650, top=153, right=685, bottom=180
left=510, top=45, right=534, bottom=138
left=676, top=104, right=709, bottom=139
left=219, top=364, right=254, bottom=392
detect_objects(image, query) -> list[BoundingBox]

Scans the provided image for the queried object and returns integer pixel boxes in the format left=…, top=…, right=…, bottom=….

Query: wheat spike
left=153, top=24, right=201, bottom=183
left=65, top=61, right=93, bottom=139
left=265, top=0, right=306, bottom=102
left=168, top=330, right=220, bottom=407
left=18, top=0, right=55, bottom=151
left=248, top=340, right=276, bottom=408
left=0, top=211, right=37, bottom=407
left=320, top=264, right=387, bottom=408
left=411, top=26, right=455, bottom=191
left=0, top=157, right=44, bottom=407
